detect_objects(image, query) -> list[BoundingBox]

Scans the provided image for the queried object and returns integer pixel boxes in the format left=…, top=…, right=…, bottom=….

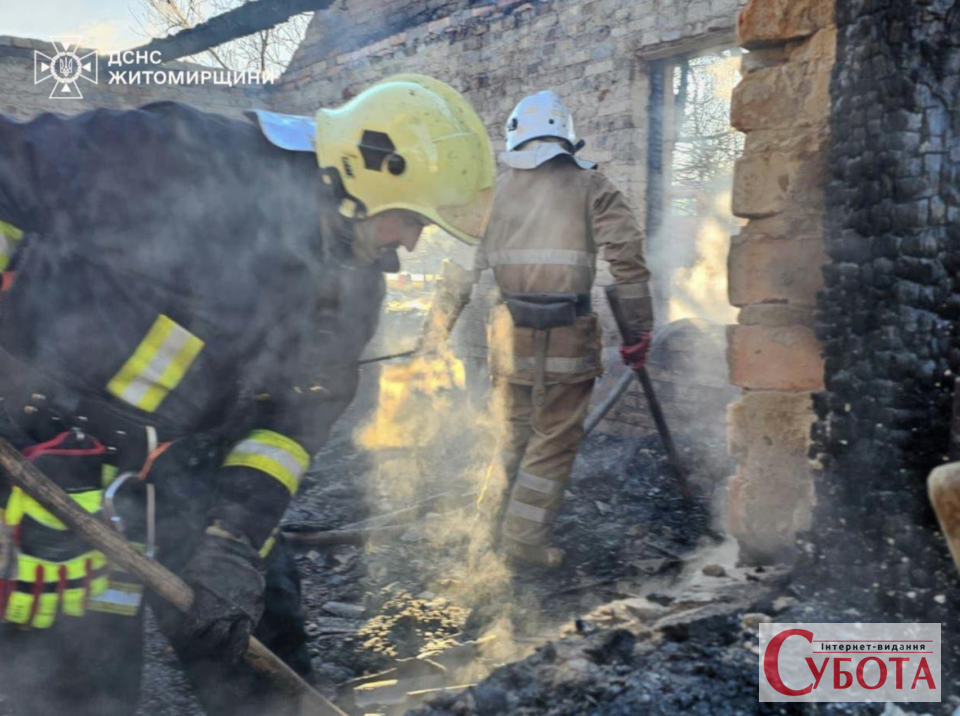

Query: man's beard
left=350, top=219, right=386, bottom=266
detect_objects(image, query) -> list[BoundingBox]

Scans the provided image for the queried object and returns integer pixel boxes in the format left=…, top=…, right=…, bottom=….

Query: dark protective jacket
left=0, top=102, right=385, bottom=548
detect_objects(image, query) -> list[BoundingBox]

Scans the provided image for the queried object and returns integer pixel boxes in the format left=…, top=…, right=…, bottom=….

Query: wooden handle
left=0, top=438, right=345, bottom=716
left=929, top=462, right=960, bottom=578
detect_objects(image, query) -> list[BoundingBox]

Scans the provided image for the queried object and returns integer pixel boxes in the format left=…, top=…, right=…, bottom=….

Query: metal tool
left=357, top=348, right=417, bottom=366
left=103, top=471, right=157, bottom=558
left=604, top=285, right=691, bottom=498
left=103, top=471, right=137, bottom=534
left=583, top=371, right=634, bottom=438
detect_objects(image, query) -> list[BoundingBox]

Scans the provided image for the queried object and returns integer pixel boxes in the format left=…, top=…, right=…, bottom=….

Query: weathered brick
left=732, top=152, right=795, bottom=218
left=737, top=0, right=833, bottom=48
left=727, top=390, right=816, bottom=563
left=731, top=56, right=831, bottom=131
left=728, top=233, right=825, bottom=306
left=732, top=149, right=825, bottom=218
left=727, top=321, right=825, bottom=391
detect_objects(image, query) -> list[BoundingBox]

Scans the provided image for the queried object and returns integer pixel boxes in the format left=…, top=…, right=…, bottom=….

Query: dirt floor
left=125, top=345, right=784, bottom=716
left=6, top=342, right=956, bottom=716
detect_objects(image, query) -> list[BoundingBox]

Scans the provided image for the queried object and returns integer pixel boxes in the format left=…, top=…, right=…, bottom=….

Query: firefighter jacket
left=476, top=156, right=653, bottom=385
left=0, top=102, right=386, bottom=551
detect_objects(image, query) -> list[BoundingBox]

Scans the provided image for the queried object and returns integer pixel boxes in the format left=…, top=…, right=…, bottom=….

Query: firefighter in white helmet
left=425, top=90, right=653, bottom=567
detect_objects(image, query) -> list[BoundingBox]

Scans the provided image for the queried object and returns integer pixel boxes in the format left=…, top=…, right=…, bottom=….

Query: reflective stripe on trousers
left=87, top=580, right=144, bottom=617
left=498, top=379, right=594, bottom=547
left=1, top=487, right=110, bottom=628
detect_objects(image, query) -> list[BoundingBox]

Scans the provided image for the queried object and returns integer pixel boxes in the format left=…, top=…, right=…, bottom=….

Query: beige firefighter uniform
left=477, top=157, right=653, bottom=555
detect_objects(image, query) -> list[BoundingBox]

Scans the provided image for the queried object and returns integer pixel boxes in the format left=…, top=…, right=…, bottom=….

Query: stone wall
left=725, top=0, right=835, bottom=563
left=277, top=0, right=746, bottom=215
left=0, top=36, right=267, bottom=120
left=804, top=0, right=960, bottom=615
left=273, top=0, right=747, bottom=443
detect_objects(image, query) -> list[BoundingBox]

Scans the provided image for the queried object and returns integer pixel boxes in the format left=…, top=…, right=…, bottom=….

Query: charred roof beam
left=132, top=0, right=337, bottom=65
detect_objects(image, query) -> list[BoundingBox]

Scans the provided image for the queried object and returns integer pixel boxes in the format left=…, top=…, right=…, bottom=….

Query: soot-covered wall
left=807, top=0, right=960, bottom=612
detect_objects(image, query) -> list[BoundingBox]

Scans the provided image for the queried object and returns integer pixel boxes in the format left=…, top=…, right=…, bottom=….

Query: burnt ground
left=288, top=426, right=719, bottom=683
left=125, top=362, right=735, bottom=716
left=8, top=359, right=958, bottom=716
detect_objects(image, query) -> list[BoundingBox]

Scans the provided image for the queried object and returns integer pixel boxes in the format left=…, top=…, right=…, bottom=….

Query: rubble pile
left=285, top=428, right=729, bottom=713
left=408, top=563, right=799, bottom=716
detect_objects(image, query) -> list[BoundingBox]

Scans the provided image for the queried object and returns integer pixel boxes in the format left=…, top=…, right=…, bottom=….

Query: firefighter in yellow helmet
left=0, top=75, right=492, bottom=716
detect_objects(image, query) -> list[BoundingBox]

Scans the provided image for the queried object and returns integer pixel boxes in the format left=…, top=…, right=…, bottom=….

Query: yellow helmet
left=315, top=75, right=494, bottom=245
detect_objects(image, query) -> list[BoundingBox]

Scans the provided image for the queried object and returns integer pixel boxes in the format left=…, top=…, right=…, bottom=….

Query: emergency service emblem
left=34, top=37, right=98, bottom=100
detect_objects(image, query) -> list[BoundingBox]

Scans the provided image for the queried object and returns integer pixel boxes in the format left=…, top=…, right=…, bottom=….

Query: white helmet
left=505, top=90, right=576, bottom=151
left=502, top=90, right=595, bottom=170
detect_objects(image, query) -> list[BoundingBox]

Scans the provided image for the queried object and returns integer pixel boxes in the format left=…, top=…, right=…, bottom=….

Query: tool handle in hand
left=635, top=367, right=690, bottom=498
left=0, top=438, right=345, bottom=716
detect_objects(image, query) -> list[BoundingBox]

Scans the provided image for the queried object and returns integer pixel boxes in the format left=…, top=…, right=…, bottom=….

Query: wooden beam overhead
left=133, top=0, right=337, bottom=64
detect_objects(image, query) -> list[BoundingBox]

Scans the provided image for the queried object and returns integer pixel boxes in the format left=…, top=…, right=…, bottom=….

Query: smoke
left=355, top=353, right=466, bottom=453
left=638, top=169, right=743, bottom=530
left=645, top=170, right=741, bottom=327
left=351, top=297, right=548, bottom=672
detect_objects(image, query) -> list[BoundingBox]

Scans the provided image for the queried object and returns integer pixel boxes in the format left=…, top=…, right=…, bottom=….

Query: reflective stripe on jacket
left=0, top=103, right=386, bottom=549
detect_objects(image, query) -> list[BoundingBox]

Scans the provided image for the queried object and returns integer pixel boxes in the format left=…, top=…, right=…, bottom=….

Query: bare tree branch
left=133, top=0, right=334, bottom=64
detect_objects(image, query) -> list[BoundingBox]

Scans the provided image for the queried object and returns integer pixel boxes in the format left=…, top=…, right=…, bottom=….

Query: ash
left=10, top=374, right=953, bottom=716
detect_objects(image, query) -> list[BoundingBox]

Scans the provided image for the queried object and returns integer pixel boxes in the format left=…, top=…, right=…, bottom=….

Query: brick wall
left=725, top=0, right=835, bottom=563
left=271, top=0, right=747, bottom=452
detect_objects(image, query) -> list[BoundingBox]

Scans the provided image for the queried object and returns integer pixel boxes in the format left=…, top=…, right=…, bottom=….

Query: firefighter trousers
left=495, top=378, right=594, bottom=550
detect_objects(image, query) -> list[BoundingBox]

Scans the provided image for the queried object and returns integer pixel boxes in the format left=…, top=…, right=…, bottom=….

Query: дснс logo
left=34, top=37, right=98, bottom=100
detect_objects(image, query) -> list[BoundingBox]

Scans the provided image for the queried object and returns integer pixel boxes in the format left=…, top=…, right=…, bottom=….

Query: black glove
left=164, top=531, right=265, bottom=663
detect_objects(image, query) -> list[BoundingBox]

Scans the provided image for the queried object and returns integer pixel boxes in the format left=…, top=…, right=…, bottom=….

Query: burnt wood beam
left=132, top=0, right=337, bottom=64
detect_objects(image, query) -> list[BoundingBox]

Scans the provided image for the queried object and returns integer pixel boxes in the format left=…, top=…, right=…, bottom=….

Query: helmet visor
left=434, top=187, right=494, bottom=246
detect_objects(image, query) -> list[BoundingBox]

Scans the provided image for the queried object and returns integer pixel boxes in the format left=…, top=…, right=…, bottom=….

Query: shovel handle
left=0, top=438, right=345, bottom=716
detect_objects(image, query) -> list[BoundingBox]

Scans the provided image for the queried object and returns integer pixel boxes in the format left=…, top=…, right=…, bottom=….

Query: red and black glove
left=620, top=331, right=652, bottom=371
